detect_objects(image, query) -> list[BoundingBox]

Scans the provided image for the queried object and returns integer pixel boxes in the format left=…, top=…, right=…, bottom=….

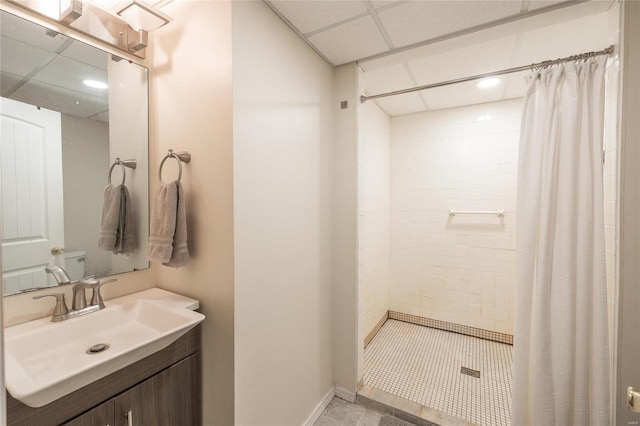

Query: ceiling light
left=83, top=79, right=108, bottom=89
left=476, top=77, right=501, bottom=89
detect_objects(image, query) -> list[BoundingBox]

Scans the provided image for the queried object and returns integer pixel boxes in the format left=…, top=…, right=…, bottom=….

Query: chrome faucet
left=71, top=277, right=117, bottom=310
left=34, top=269, right=117, bottom=322
left=45, top=266, right=72, bottom=285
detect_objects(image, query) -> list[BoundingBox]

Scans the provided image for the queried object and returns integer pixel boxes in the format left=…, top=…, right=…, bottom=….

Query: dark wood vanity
left=6, top=326, right=201, bottom=426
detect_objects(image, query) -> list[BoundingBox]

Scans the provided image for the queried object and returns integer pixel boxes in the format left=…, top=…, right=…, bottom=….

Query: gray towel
left=98, top=184, right=122, bottom=250
left=98, top=184, right=136, bottom=254
left=112, top=185, right=136, bottom=255
left=163, top=181, right=189, bottom=267
left=146, top=181, right=189, bottom=267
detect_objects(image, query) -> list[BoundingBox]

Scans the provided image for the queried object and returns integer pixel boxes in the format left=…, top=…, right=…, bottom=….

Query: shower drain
left=86, top=343, right=110, bottom=354
left=461, top=366, right=480, bottom=378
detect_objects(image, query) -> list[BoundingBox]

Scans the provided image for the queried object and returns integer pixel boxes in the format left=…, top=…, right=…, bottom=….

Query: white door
left=0, top=97, right=64, bottom=294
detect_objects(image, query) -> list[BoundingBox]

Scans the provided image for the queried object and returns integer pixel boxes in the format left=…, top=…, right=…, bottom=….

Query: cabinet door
left=113, top=354, right=201, bottom=426
left=62, top=400, right=114, bottom=426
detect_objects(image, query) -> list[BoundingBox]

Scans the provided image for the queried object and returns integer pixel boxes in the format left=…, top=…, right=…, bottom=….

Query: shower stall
left=355, top=4, right=621, bottom=426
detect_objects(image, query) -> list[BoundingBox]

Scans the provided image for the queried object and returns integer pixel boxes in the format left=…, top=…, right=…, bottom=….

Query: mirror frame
left=0, top=3, right=152, bottom=297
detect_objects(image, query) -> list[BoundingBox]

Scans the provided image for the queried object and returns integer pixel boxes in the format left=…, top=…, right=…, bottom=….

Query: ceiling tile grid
left=308, top=15, right=389, bottom=65
left=267, top=0, right=614, bottom=116
left=266, top=0, right=585, bottom=67
left=377, top=1, right=522, bottom=48
left=269, top=0, right=368, bottom=34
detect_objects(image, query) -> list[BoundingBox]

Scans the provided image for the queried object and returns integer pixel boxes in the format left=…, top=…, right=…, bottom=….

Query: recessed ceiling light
left=476, top=77, right=501, bottom=89
left=83, top=79, right=108, bottom=89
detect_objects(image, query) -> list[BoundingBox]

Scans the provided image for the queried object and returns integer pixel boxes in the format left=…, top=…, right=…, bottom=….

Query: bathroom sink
left=4, top=288, right=205, bottom=408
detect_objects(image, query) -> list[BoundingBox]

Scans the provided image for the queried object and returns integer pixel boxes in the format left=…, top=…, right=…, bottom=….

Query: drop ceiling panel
left=503, top=70, right=530, bottom=99
left=269, top=0, right=368, bottom=34
left=61, top=41, right=109, bottom=71
left=511, top=12, right=610, bottom=65
left=378, top=1, right=523, bottom=48
left=407, top=35, right=519, bottom=86
left=527, top=0, right=571, bottom=11
left=308, top=15, right=389, bottom=65
left=0, top=37, right=55, bottom=77
left=12, top=80, right=108, bottom=119
left=0, top=12, right=69, bottom=52
left=374, top=92, right=426, bottom=116
left=363, top=63, right=415, bottom=95
left=423, top=80, right=507, bottom=110
left=371, top=1, right=402, bottom=10
left=31, top=56, right=108, bottom=100
left=0, top=72, right=23, bottom=96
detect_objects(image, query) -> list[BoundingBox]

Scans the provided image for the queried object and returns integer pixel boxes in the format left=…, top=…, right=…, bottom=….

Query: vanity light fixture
left=60, top=0, right=82, bottom=24
left=476, top=77, right=502, bottom=89
left=115, top=0, right=171, bottom=32
left=83, top=79, right=108, bottom=89
left=5, top=0, right=172, bottom=58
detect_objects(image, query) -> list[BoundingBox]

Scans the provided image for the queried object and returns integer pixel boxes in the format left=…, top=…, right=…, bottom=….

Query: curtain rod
left=360, top=45, right=615, bottom=103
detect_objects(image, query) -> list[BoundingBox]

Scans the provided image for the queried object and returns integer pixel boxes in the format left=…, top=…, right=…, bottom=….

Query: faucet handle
left=33, top=293, right=69, bottom=322
left=90, top=278, right=117, bottom=309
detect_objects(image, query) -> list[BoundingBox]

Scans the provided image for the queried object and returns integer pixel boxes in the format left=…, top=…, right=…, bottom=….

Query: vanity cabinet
left=7, top=326, right=201, bottom=426
left=63, top=402, right=114, bottom=426
left=64, top=353, right=200, bottom=426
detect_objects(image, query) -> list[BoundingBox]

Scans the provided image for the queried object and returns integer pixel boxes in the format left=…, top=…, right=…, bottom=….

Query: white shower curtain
left=513, top=56, right=610, bottom=426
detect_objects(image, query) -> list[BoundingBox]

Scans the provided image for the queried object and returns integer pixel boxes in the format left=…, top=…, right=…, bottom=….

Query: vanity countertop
left=4, top=287, right=205, bottom=408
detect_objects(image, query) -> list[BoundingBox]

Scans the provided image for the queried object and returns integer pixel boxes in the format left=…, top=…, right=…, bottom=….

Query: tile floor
left=362, top=319, right=513, bottom=426
left=314, top=397, right=416, bottom=426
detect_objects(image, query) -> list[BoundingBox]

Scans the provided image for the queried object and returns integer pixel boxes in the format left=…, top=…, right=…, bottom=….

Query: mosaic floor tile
left=363, top=320, right=512, bottom=426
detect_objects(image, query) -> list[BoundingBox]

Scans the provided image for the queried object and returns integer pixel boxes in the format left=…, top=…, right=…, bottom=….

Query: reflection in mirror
left=1, top=10, right=149, bottom=296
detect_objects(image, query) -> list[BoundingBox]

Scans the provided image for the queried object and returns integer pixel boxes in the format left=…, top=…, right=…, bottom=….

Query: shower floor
left=362, top=319, right=512, bottom=426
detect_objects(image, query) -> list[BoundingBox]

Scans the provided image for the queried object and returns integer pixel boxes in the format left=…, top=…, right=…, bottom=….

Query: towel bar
left=108, top=158, right=137, bottom=185
left=449, top=209, right=504, bottom=217
left=159, top=149, right=191, bottom=183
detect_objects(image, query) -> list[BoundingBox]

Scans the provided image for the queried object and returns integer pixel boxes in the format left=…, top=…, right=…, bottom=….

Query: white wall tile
left=388, top=99, right=522, bottom=335
left=358, top=100, right=391, bottom=344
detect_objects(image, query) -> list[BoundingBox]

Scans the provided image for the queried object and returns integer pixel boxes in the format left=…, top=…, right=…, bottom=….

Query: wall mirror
left=1, top=10, right=149, bottom=296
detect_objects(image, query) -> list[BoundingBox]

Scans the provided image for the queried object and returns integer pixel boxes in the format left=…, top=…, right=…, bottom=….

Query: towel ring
left=159, top=149, right=191, bottom=183
left=108, top=158, right=137, bottom=185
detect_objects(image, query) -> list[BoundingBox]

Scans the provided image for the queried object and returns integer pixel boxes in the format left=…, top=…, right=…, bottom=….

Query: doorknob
left=628, top=386, right=640, bottom=413
left=51, top=246, right=65, bottom=255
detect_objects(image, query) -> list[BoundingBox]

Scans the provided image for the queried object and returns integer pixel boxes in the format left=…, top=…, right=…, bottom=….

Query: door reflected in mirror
left=0, top=10, right=149, bottom=296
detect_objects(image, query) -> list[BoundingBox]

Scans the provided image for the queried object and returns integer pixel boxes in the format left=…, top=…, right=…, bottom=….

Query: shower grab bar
left=449, top=209, right=504, bottom=217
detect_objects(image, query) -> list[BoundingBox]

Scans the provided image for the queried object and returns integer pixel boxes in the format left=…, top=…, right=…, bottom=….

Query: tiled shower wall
left=358, top=101, right=391, bottom=346
left=389, top=99, right=522, bottom=335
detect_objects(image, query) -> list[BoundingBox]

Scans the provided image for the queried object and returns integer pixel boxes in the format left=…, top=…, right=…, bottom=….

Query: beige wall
left=232, top=1, right=334, bottom=424
left=61, top=114, right=111, bottom=277
left=149, top=1, right=234, bottom=425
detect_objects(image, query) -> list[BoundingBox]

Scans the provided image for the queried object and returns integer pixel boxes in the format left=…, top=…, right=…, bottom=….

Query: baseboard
left=335, top=386, right=356, bottom=403
left=302, top=386, right=335, bottom=426
left=364, top=311, right=389, bottom=348
left=388, top=311, right=513, bottom=345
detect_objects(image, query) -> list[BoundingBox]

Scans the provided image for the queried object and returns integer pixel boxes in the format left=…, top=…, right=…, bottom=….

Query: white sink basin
left=4, top=287, right=205, bottom=407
